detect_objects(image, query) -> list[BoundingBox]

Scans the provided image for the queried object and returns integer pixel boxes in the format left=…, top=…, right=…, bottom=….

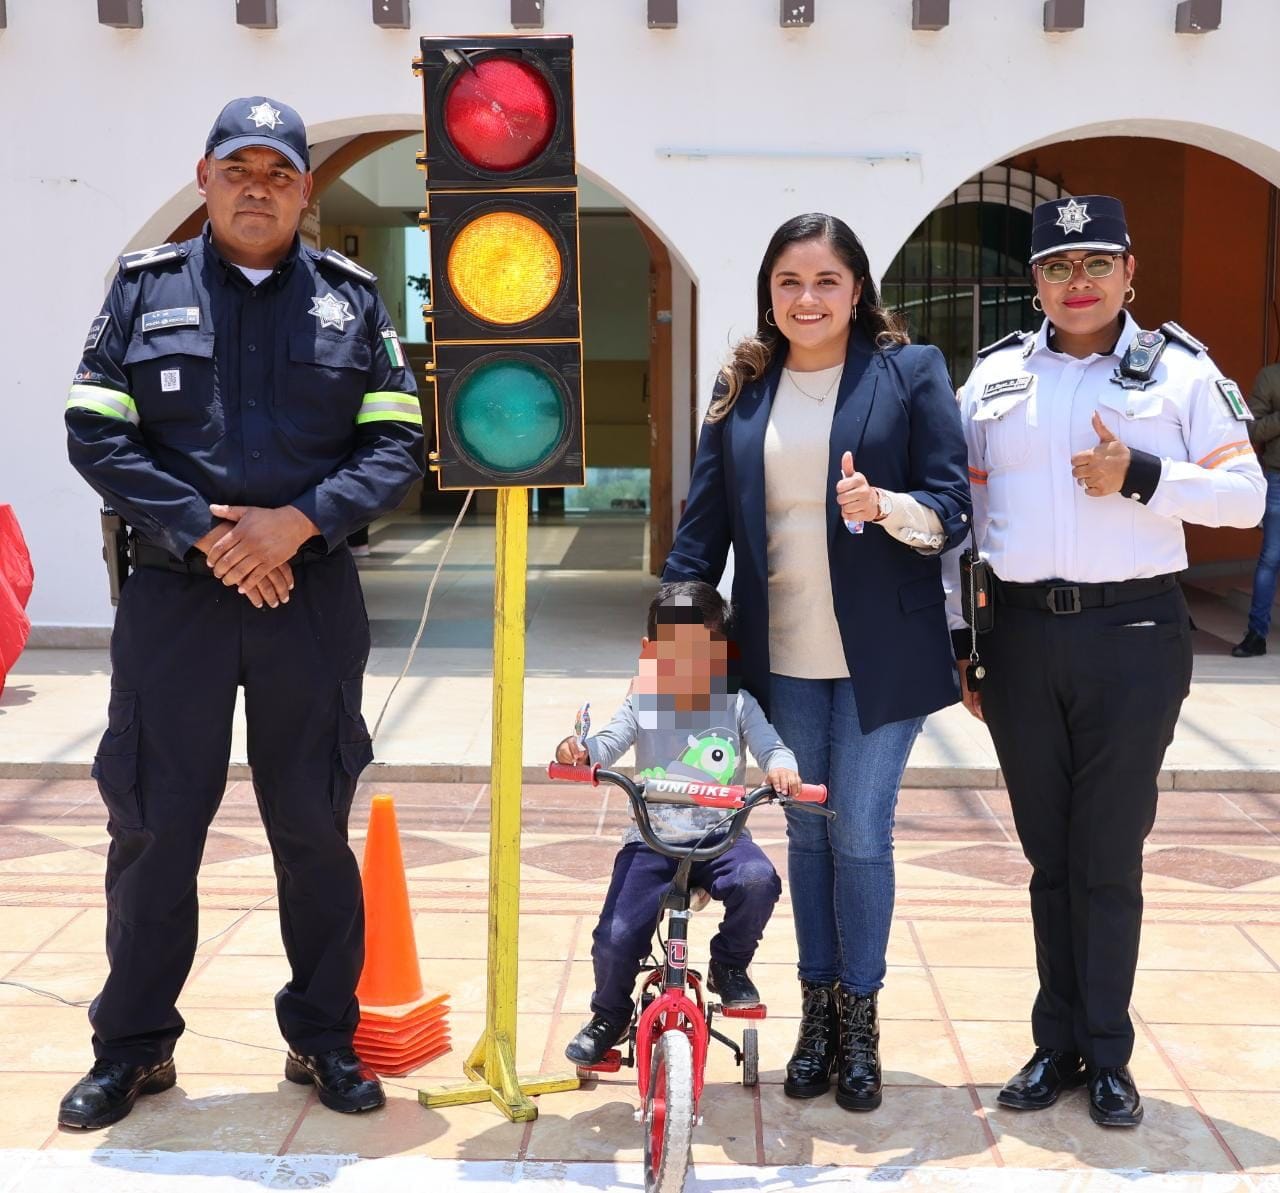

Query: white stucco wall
left=3, top=0, right=1279, bottom=628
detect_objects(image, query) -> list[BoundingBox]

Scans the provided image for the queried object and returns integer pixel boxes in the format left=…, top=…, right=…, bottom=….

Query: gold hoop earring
left=1031, top=296, right=1044, bottom=313
left=851, top=306, right=858, bottom=323
left=1124, top=286, right=1136, bottom=304
left=765, top=309, right=777, bottom=327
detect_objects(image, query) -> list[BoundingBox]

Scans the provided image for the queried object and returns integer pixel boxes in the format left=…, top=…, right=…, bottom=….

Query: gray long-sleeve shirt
left=584, top=689, right=798, bottom=846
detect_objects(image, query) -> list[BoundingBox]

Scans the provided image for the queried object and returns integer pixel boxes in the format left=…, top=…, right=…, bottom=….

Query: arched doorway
left=881, top=167, right=1066, bottom=383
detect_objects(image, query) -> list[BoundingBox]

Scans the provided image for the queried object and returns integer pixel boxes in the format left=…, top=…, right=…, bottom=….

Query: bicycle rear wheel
left=643, top=1028, right=694, bottom=1193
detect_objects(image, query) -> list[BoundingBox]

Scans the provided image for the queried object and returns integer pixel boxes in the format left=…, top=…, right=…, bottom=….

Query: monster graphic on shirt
left=638, top=729, right=739, bottom=786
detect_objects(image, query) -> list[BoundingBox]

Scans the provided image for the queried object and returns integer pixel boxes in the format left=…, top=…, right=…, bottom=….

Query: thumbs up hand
left=1070, top=411, right=1131, bottom=498
left=836, top=451, right=881, bottom=523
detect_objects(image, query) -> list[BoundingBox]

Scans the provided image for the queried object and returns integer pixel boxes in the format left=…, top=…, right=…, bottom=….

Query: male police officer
left=60, top=97, right=424, bottom=1128
left=948, top=196, right=1264, bottom=1127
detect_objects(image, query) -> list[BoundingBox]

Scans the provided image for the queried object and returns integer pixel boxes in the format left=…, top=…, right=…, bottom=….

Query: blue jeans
left=769, top=675, right=922, bottom=995
left=1247, top=470, right=1280, bottom=637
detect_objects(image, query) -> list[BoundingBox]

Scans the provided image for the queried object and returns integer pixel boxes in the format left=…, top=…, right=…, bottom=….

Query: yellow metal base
left=418, top=1029, right=579, bottom=1121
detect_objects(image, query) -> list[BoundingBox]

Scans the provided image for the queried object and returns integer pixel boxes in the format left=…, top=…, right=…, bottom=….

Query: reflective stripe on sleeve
left=1198, top=440, right=1254, bottom=470
left=66, top=384, right=140, bottom=426
left=355, top=391, right=423, bottom=426
left=968, top=466, right=989, bottom=486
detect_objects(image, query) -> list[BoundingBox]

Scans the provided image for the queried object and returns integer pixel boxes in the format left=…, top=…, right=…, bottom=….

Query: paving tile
left=931, top=967, right=1040, bottom=1022
left=903, top=844, right=1032, bottom=888
left=1143, top=846, right=1280, bottom=889
left=1240, top=925, right=1280, bottom=969
left=0, top=906, right=80, bottom=954
left=1155, top=1024, right=1280, bottom=1091
left=1138, top=923, right=1276, bottom=973
left=44, top=1073, right=310, bottom=1154
left=2, top=951, right=105, bottom=1006
left=979, top=1086, right=1236, bottom=1173
left=1133, top=970, right=1280, bottom=1025
left=758, top=1084, right=995, bottom=1167
left=1195, top=1090, right=1280, bottom=1173
left=911, top=921, right=1037, bottom=969
left=520, top=837, right=623, bottom=881
left=0, top=1071, right=81, bottom=1147
left=0, top=825, right=77, bottom=862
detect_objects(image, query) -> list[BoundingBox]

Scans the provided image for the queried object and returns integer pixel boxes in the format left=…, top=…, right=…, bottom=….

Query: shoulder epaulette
left=314, top=248, right=378, bottom=285
left=1160, top=321, right=1208, bottom=355
left=118, top=242, right=187, bottom=272
left=975, top=331, right=1029, bottom=359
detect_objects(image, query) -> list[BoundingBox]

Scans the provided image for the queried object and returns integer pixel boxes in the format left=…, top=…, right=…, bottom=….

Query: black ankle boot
left=784, top=980, right=840, bottom=1098
left=836, top=988, right=882, bottom=1111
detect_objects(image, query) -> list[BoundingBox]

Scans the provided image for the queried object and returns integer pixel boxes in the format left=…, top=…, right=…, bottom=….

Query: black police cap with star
left=1029, top=194, right=1130, bottom=263
left=205, top=96, right=310, bottom=173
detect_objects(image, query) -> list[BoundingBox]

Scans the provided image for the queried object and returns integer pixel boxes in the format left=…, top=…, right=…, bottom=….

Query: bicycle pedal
left=577, top=1049, right=623, bottom=1073
left=720, top=1003, right=767, bottom=1019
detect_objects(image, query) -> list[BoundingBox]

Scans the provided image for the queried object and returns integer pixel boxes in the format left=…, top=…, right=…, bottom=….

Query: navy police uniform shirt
left=66, top=229, right=425, bottom=559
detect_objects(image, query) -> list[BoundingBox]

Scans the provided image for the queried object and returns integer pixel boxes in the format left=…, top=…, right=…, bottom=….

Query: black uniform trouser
left=980, top=584, right=1192, bottom=1069
left=88, top=550, right=373, bottom=1065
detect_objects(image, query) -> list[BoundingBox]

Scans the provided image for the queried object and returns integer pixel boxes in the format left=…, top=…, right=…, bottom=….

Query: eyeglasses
left=1034, top=254, right=1121, bottom=284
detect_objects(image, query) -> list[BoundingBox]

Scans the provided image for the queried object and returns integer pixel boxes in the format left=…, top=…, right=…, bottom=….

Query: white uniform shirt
left=945, top=313, right=1264, bottom=625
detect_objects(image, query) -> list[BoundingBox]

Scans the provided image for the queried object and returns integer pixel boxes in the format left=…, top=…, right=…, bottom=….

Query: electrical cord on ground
left=370, top=489, right=474, bottom=742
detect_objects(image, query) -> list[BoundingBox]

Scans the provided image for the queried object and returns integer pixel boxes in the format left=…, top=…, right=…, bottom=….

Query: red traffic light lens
left=443, top=57, right=556, bottom=172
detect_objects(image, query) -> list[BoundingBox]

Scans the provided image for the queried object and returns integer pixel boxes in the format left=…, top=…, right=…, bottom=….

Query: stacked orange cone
left=353, top=794, right=451, bottom=1075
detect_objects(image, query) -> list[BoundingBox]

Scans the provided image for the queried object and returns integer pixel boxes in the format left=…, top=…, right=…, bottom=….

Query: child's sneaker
left=564, top=1014, right=630, bottom=1065
left=707, top=961, right=760, bottom=1008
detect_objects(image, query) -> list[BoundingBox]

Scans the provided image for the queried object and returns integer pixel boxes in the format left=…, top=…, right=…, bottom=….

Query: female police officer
left=948, top=196, right=1264, bottom=1127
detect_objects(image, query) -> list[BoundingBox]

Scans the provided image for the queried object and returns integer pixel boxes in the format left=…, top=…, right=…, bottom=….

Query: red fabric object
left=0, top=505, right=33, bottom=688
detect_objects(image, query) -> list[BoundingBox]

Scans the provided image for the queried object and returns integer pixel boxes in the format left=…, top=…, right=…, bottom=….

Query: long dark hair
left=707, top=212, right=908, bottom=422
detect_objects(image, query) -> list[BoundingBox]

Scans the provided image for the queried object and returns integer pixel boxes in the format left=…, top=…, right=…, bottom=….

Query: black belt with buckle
left=131, top=541, right=326, bottom=576
left=995, top=573, right=1177, bottom=616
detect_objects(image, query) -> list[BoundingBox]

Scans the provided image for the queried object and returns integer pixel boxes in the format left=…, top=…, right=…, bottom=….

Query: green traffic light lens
left=453, top=358, right=567, bottom=476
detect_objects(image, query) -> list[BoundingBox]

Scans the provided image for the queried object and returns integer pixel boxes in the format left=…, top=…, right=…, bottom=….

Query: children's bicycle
left=547, top=761, right=831, bottom=1193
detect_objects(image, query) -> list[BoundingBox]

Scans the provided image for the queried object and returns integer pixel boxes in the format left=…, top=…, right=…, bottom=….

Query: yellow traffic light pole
left=420, top=487, right=579, bottom=1121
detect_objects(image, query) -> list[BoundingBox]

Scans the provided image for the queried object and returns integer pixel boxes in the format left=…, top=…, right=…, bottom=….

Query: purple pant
left=589, top=837, right=781, bottom=1022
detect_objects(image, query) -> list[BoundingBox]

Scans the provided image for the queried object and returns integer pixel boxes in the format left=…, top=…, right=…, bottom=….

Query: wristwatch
left=873, top=489, right=894, bottom=523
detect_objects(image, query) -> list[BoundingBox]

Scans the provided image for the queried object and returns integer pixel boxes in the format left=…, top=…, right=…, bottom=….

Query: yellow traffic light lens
left=447, top=211, right=563, bottom=326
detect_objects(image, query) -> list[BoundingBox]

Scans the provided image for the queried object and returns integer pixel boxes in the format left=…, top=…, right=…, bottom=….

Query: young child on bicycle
left=554, top=580, right=801, bottom=1066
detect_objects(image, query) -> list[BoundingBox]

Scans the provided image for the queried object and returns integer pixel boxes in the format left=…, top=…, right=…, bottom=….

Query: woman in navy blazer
left=663, top=214, right=969, bottom=1112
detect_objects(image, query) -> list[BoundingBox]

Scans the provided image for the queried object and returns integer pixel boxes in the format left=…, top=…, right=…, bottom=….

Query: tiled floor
left=0, top=779, right=1278, bottom=1187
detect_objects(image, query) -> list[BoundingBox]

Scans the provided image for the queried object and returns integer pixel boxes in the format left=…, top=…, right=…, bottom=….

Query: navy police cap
left=1030, top=195, right=1130, bottom=263
left=205, top=96, right=310, bottom=174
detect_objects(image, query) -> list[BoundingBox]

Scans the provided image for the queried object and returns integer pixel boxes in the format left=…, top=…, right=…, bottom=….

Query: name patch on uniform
left=981, top=374, right=1033, bottom=401
left=1217, top=379, right=1252, bottom=421
left=380, top=328, right=406, bottom=369
left=83, top=315, right=110, bottom=352
left=160, top=369, right=181, bottom=393
left=142, top=307, right=201, bottom=333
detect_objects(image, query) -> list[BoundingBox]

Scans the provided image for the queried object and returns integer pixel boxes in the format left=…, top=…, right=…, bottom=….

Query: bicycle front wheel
left=643, top=1028, right=695, bottom=1193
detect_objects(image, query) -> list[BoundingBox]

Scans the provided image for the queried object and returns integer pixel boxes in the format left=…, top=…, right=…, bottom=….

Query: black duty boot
left=58, top=1058, right=177, bottom=1130
left=284, top=1047, right=385, bottom=1113
left=996, top=1047, right=1086, bottom=1110
left=564, top=1013, right=629, bottom=1066
left=1232, top=631, right=1267, bottom=658
left=707, top=960, right=761, bottom=1009
left=1088, top=1065, right=1143, bottom=1127
left=836, top=988, right=882, bottom=1111
left=784, top=980, right=840, bottom=1099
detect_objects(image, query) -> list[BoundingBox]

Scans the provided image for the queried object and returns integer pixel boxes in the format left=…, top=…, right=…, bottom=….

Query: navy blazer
left=662, top=327, right=971, bottom=733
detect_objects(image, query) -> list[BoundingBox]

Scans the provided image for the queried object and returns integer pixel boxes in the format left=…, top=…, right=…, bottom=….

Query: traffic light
left=416, top=35, right=585, bottom=490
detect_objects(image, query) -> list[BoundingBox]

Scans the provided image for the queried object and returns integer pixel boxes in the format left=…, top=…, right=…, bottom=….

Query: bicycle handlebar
left=546, top=762, right=833, bottom=863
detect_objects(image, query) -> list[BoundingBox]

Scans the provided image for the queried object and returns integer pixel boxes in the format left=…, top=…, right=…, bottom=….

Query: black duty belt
left=131, top=541, right=326, bottom=576
left=995, top=573, right=1178, bottom=616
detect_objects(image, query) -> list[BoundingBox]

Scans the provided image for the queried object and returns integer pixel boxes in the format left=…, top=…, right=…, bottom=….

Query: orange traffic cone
left=353, top=794, right=451, bottom=1075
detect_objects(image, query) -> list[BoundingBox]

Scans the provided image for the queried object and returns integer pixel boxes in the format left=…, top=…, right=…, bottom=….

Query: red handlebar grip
left=795, top=784, right=828, bottom=803
left=546, top=762, right=598, bottom=785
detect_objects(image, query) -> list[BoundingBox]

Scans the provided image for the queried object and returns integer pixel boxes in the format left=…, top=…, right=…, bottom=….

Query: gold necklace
left=785, top=367, right=841, bottom=402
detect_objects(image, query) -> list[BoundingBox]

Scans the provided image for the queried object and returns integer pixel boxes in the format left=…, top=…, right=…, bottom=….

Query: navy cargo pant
left=89, top=549, right=373, bottom=1065
left=590, top=838, right=781, bottom=1023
